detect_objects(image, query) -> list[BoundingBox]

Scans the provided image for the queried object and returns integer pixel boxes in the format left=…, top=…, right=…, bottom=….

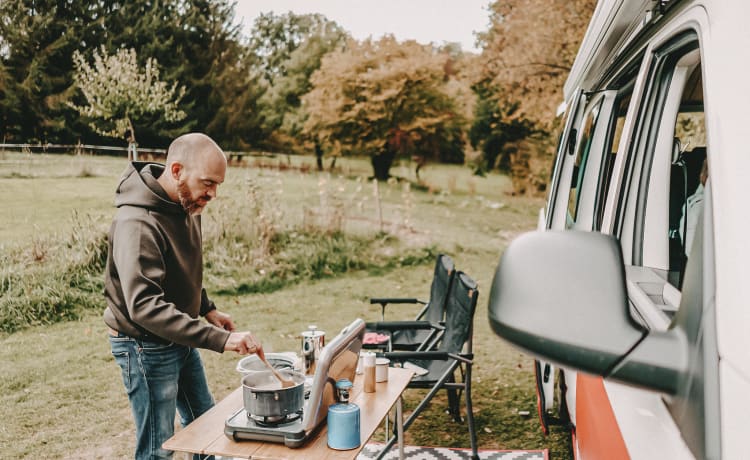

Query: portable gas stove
left=225, top=318, right=364, bottom=448
left=225, top=407, right=309, bottom=446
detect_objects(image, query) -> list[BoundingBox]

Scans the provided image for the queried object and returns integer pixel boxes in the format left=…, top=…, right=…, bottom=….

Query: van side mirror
left=487, top=231, right=687, bottom=394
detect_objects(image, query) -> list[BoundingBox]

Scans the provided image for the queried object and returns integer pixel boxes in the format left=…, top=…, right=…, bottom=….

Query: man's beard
left=177, top=180, right=207, bottom=215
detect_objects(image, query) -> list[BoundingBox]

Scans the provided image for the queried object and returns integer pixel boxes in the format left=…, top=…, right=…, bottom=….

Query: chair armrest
left=369, top=298, right=426, bottom=305
left=383, top=351, right=447, bottom=360
left=383, top=351, right=473, bottom=363
left=365, top=320, right=436, bottom=331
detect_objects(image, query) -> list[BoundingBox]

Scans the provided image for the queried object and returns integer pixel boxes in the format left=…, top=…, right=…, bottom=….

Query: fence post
left=130, top=142, right=138, bottom=161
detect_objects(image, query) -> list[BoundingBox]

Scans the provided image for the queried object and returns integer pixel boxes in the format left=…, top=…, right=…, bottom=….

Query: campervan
left=488, top=0, right=750, bottom=458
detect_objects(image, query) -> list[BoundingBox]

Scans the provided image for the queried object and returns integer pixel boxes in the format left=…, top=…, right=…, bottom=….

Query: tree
left=205, top=44, right=267, bottom=151
left=248, top=12, right=346, bottom=86
left=98, top=0, right=245, bottom=147
left=0, top=60, right=17, bottom=142
left=479, top=0, right=595, bottom=128
left=0, top=0, right=111, bottom=143
left=469, top=81, right=534, bottom=174
left=247, top=12, right=348, bottom=155
left=69, top=47, right=186, bottom=159
left=302, top=37, right=468, bottom=180
left=472, top=0, right=596, bottom=194
left=0, top=0, right=256, bottom=147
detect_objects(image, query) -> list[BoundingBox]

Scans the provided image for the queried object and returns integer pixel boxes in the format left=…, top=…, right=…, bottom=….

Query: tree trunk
left=371, top=149, right=395, bottom=181
left=314, top=141, right=324, bottom=171
left=412, top=155, right=426, bottom=181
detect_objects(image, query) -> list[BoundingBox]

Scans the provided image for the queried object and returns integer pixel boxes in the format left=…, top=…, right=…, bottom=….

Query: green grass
left=0, top=151, right=572, bottom=459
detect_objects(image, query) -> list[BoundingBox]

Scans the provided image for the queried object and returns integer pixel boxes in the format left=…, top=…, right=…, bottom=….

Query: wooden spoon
left=259, top=354, right=296, bottom=388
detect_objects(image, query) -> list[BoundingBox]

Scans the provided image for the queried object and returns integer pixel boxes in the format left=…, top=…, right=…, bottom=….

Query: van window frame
left=545, top=89, right=586, bottom=229
left=632, top=32, right=700, bottom=267
left=567, top=97, right=605, bottom=225
left=594, top=58, right=641, bottom=231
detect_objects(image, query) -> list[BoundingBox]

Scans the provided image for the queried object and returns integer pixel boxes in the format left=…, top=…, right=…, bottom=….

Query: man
left=680, top=157, right=708, bottom=256
left=103, top=133, right=263, bottom=460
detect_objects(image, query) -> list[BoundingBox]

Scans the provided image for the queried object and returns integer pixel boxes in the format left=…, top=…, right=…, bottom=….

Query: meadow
left=0, top=150, right=572, bottom=459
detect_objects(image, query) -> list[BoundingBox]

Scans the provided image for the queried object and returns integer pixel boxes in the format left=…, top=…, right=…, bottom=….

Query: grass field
left=0, top=151, right=572, bottom=459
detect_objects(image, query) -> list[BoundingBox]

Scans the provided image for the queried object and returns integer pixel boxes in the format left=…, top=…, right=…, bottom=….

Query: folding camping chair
left=375, top=271, right=479, bottom=460
left=364, top=254, right=455, bottom=351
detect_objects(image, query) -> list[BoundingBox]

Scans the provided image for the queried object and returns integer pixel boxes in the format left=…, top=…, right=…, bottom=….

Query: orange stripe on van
left=576, top=373, right=629, bottom=460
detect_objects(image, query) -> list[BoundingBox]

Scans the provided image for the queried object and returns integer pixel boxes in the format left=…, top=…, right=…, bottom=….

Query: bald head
left=158, top=133, right=227, bottom=215
left=166, top=133, right=226, bottom=169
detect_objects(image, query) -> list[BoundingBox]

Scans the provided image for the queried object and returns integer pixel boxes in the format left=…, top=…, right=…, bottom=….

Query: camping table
left=163, top=367, right=414, bottom=460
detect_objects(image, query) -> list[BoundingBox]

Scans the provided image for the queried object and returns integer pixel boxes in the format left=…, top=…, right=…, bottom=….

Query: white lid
left=363, top=352, right=376, bottom=366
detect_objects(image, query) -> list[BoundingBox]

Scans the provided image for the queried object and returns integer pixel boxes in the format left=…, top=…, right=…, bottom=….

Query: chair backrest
left=438, top=271, right=479, bottom=355
left=422, top=254, right=456, bottom=323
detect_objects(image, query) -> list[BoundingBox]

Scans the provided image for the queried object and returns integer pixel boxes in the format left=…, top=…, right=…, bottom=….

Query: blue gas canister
left=327, top=379, right=361, bottom=450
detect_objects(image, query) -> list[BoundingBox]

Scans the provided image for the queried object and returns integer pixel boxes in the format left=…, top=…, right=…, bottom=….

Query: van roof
left=563, top=0, right=669, bottom=99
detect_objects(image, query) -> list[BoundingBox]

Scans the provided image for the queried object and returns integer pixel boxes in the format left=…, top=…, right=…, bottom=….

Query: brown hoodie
left=103, top=162, right=230, bottom=352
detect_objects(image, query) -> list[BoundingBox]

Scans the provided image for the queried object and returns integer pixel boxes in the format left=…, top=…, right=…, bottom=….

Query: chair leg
left=446, top=375, right=462, bottom=423
left=464, top=364, right=479, bottom=460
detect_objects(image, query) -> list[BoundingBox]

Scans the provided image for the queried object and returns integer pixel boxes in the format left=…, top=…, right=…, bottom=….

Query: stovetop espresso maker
left=301, top=325, right=325, bottom=375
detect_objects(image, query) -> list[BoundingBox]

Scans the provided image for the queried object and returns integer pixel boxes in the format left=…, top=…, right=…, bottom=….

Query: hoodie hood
left=115, top=162, right=184, bottom=214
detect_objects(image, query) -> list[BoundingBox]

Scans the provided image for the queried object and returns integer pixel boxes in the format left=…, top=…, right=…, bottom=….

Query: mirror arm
left=608, top=328, right=688, bottom=395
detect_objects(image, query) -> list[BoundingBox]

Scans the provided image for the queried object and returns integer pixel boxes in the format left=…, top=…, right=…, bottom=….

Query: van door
left=532, top=89, right=585, bottom=434
left=594, top=10, right=715, bottom=458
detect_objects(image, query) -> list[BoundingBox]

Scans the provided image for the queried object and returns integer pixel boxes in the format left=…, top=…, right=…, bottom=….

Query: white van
left=488, top=0, right=749, bottom=459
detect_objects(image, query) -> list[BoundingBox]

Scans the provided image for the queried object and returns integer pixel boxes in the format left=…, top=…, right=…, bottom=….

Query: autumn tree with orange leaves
left=302, top=36, right=472, bottom=181
left=473, top=0, right=596, bottom=194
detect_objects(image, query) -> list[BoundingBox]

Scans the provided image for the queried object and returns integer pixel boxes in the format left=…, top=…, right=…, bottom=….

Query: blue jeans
left=109, top=333, right=215, bottom=460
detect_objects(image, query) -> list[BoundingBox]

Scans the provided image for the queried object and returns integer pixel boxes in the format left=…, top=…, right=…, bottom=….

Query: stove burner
left=248, top=411, right=302, bottom=427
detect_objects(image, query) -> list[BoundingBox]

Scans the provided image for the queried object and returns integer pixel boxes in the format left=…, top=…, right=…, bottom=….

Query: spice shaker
left=363, top=352, right=376, bottom=393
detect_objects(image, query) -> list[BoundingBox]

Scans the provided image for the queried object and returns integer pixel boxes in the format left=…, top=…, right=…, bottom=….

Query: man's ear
left=170, top=162, right=183, bottom=180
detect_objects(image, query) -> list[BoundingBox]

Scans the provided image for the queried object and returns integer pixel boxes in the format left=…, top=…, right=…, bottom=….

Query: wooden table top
left=163, top=367, right=414, bottom=460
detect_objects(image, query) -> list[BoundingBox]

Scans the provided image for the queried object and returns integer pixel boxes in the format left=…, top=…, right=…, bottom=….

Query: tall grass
left=202, top=174, right=435, bottom=295
left=0, top=212, right=107, bottom=333
left=0, top=168, right=435, bottom=334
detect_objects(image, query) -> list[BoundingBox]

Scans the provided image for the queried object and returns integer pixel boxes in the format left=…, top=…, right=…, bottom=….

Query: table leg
left=385, top=409, right=389, bottom=443
left=396, top=397, right=404, bottom=460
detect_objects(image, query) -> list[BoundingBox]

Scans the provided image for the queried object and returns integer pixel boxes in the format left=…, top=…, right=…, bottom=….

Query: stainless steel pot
left=242, top=369, right=306, bottom=418
left=236, top=353, right=296, bottom=376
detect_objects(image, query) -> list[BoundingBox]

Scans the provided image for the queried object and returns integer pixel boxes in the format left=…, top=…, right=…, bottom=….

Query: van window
left=567, top=99, right=603, bottom=225
left=610, top=31, right=703, bottom=331
left=545, top=90, right=585, bottom=230
left=595, top=87, right=632, bottom=230
left=668, top=64, right=706, bottom=288
left=605, top=31, right=699, bottom=327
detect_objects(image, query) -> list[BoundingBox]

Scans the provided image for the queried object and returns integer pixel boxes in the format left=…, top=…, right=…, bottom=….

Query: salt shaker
left=363, top=352, right=376, bottom=393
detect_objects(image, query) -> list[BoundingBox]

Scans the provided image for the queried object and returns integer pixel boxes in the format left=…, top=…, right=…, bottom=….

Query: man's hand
left=205, top=309, right=236, bottom=331
left=224, top=331, right=264, bottom=356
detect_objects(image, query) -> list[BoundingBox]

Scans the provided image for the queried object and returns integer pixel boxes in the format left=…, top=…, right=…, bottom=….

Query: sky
left=232, top=0, right=492, bottom=53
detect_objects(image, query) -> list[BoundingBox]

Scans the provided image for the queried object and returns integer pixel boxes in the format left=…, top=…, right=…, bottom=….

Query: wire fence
left=0, top=142, right=165, bottom=158
left=0, top=143, right=281, bottom=162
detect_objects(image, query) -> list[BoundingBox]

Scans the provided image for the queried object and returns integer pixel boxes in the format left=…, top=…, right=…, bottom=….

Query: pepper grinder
left=363, top=352, right=376, bottom=393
